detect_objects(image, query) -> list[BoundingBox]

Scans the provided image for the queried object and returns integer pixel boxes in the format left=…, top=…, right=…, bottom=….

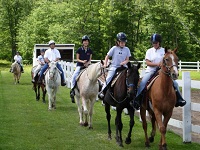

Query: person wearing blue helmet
left=98, top=32, right=131, bottom=99
left=32, top=49, right=46, bottom=83
left=132, top=33, right=186, bottom=110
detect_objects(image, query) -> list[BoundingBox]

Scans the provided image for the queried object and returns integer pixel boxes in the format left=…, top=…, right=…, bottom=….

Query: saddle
left=98, top=66, right=126, bottom=91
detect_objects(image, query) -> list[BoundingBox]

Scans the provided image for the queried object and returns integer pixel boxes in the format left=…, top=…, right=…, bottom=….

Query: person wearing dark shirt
left=70, top=35, right=93, bottom=103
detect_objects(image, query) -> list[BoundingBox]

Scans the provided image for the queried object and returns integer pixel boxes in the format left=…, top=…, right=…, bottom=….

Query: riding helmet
left=151, top=33, right=162, bottom=43
left=82, top=35, right=90, bottom=43
left=48, top=40, right=55, bottom=45
left=40, top=49, right=45, bottom=53
left=116, top=32, right=127, bottom=42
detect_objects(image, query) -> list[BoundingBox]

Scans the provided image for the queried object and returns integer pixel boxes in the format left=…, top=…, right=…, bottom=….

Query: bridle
left=161, top=57, right=178, bottom=79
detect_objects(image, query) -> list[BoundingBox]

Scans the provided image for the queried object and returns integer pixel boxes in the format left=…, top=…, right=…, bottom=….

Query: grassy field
left=0, top=60, right=200, bottom=150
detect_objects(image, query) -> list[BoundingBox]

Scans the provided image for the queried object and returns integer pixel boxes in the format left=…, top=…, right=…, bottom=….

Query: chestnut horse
left=103, top=62, right=140, bottom=147
left=140, top=48, right=178, bottom=150
left=31, top=66, right=46, bottom=103
left=11, top=62, right=21, bottom=84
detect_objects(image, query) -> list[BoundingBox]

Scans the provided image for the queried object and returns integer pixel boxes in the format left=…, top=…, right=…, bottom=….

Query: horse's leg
left=115, top=107, right=123, bottom=147
left=125, top=106, right=135, bottom=144
left=88, top=100, right=95, bottom=129
left=76, top=95, right=84, bottom=126
left=104, top=102, right=111, bottom=140
left=148, top=108, right=156, bottom=143
left=159, top=112, right=172, bottom=150
left=37, top=85, right=40, bottom=100
left=41, top=85, right=46, bottom=103
left=154, top=109, right=166, bottom=149
left=140, top=107, right=150, bottom=147
left=53, top=89, right=57, bottom=109
left=81, top=96, right=88, bottom=115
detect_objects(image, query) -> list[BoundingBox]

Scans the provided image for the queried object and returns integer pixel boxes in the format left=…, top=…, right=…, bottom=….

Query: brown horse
left=103, top=62, right=141, bottom=147
left=31, top=66, right=46, bottom=103
left=140, top=48, right=179, bottom=150
left=11, top=62, right=21, bottom=84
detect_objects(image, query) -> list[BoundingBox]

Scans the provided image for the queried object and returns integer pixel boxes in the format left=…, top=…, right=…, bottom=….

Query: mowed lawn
left=0, top=64, right=200, bottom=150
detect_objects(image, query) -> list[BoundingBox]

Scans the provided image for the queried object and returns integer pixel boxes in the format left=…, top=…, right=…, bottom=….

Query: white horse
left=75, top=61, right=104, bottom=129
left=45, top=62, right=61, bottom=110
left=11, top=62, right=21, bottom=84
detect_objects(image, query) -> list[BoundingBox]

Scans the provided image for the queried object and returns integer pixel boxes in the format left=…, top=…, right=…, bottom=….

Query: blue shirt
left=76, top=47, right=93, bottom=66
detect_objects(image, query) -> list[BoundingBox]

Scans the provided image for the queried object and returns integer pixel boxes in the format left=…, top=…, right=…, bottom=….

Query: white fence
left=61, top=61, right=200, bottom=143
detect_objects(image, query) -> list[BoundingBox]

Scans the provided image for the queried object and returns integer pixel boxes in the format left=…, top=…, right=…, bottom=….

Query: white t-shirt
left=14, top=55, right=22, bottom=63
left=44, top=48, right=61, bottom=62
left=107, top=46, right=131, bottom=68
left=145, top=47, right=165, bottom=73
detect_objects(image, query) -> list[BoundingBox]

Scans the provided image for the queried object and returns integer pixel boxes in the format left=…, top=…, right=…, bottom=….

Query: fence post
left=179, top=60, right=182, bottom=71
left=182, top=72, right=191, bottom=143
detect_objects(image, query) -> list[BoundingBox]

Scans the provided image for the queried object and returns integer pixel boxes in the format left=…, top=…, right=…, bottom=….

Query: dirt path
left=169, top=90, right=200, bottom=144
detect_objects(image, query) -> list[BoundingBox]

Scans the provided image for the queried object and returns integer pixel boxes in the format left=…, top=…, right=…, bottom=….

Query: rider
left=10, top=51, right=24, bottom=73
left=98, top=32, right=131, bottom=99
left=132, top=33, right=186, bottom=110
left=38, top=40, right=66, bottom=86
left=70, top=35, right=93, bottom=103
left=32, top=49, right=46, bottom=83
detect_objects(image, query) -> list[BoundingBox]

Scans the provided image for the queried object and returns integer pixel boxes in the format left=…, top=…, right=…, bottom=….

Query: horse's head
left=48, top=62, right=58, bottom=79
left=162, top=48, right=179, bottom=80
left=126, top=62, right=141, bottom=99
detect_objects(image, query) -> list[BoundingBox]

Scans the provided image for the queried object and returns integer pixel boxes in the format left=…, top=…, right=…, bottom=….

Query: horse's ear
left=164, top=47, right=169, bottom=53
left=137, top=62, right=141, bottom=69
left=174, top=47, right=178, bottom=53
left=127, top=61, right=131, bottom=68
left=101, top=60, right=104, bottom=65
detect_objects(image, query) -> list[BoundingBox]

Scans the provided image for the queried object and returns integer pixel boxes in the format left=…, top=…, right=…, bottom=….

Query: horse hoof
left=88, top=126, right=93, bottom=129
left=108, top=135, right=112, bottom=140
left=149, top=136, right=154, bottom=143
left=125, top=137, right=131, bottom=144
left=80, top=122, right=84, bottom=126
left=84, top=122, right=88, bottom=127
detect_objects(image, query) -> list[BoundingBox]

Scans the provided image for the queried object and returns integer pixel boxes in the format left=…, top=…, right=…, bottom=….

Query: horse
left=45, top=61, right=61, bottom=110
left=31, top=66, right=46, bottom=103
left=74, top=61, right=104, bottom=129
left=103, top=62, right=141, bottom=147
left=11, top=62, right=21, bottom=84
left=139, top=48, right=179, bottom=150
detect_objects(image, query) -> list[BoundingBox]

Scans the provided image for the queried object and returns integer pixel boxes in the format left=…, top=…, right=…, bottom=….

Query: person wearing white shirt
left=32, top=49, right=46, bottom=83
left=132, top=33, right=186, bottom=110
left=10, top=51, right=24, bottom=73
left=38, top=40, right=66, bottom=86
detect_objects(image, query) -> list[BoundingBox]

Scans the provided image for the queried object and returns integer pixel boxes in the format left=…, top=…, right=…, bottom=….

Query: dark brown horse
left=140, top=48, right=179, bottom=150
left=103, top=62, right=140, bottom=147
left=31, top=66, right=46, bottom=103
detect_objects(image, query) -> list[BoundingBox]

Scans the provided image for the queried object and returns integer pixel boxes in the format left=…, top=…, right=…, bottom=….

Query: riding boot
left=32, top=76, right=35, bottom=83
left=70, top=88, right=75, bottom=103
left=175, top=91, right=186, bottom=107
left=131, top=94, right=143, bottom=110
left=21, top=66, right=24, bottom=73
left=61, top=79, right=66, bottom=86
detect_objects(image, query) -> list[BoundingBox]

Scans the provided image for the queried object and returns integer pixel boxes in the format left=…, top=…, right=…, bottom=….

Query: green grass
left=0, top=61, right=200, bottom=150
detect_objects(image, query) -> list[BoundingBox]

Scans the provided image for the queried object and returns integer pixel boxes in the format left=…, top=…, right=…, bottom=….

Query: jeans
left=136, top=71, right=181, bottom=97
left=39, top=63, right=65, bottom=80
left=71, top=66, right=81, bottom=89
left=101, top=66, right=117, bottom=92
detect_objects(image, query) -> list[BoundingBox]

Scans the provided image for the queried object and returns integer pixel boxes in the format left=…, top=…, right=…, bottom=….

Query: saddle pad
left=97, top=71, right=123, bottom=87
left=146, top=75, right=159, bottom=90
left=76, top=68, right=86, bottom=81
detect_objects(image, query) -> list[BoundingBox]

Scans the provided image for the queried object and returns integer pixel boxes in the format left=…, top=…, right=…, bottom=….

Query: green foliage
left=0, top=0, right=199, bottom=61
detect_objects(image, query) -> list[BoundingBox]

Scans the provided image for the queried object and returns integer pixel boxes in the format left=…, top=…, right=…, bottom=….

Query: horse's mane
left=87, top=62, right=101, bottom=81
